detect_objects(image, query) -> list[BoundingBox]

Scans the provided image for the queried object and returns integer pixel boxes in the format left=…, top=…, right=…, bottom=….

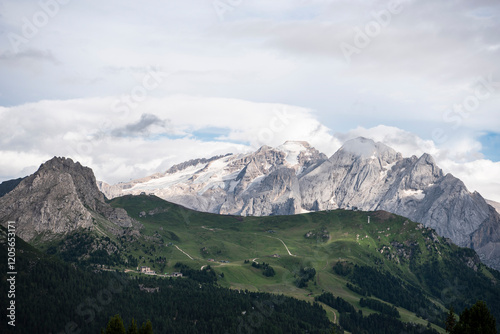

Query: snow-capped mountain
left=99, top=138, right=500, bottom=270
left=99, top=141, right=327, bottom=214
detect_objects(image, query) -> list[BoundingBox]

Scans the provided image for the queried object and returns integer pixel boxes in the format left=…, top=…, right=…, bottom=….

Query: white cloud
left=0, top=1, right=499, bottom=201
left=0, top=96, right=337, bottom=184
left=337, top=125, right=440, bottom=158
left=439, top=159, right=500, bottom=202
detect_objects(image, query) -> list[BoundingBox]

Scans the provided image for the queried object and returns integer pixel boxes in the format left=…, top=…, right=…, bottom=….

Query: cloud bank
left=0, top=96, right=499, bottom=202
left=0, top=1, right=499, bottom=200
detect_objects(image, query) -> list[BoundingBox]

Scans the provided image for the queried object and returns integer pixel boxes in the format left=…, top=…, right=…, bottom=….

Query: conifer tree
left=127, top=318, right=139, bottom=334
left=139, top=320, right=153, bottom=334
left=452, top=301, right=497, bottom=334
left=445, top=307, right=456, bottom=333
left=105, top=314, right=126, bottom=334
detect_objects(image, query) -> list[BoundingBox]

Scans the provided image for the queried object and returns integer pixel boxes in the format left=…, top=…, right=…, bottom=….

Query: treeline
left=334, top=262, right=444, bottom=326
left=346, top=282, right=370, bottom=297
left=360, top=298, right=400, bottom=318
left=315, top=293, right=437, bottom=334
left=315, top=292, right=355, bottom=313
left=174, top=262, right=217, bottom=283
left=340, top=311, right=438, bottom=334
left=332, top=248, right=500, bottom=329
left=412, top=257, right=500, bottom=326
left=0, top=235, right=334, bottom=334
left=251, top=261, right=276, bottom=277
left=350, top=265, right=433, bottom=316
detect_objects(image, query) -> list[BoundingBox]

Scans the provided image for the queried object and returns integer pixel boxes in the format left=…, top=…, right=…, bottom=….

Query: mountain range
left=97, top=137, right=500, bottom=270
left=1, top=141, right=500, bottom=333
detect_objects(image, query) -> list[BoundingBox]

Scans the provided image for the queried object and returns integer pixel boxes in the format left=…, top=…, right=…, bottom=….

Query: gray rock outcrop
left=0, top=157, right=136, bottom=242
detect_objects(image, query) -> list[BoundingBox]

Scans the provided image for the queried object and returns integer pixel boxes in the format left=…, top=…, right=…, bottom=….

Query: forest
left=316, top=292, right=437, bottom=334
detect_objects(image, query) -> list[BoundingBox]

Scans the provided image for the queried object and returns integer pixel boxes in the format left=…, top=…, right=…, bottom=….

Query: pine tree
left=445, top=307, right=456, bottom=333
left=105, top=314, right=126, bottom=334
left=452, top=300, right=497, bottom=334
left=127, top=318, right=139, bottom=334
left=139, top=320, right=153, bottom=334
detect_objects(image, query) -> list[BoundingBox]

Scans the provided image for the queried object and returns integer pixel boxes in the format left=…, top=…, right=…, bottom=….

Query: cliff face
left=0, top=157, right=135, bottom=242
left=299, top=141, right=491, bottom=248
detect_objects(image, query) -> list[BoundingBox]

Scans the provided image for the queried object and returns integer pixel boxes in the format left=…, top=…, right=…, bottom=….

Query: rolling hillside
left=102, top=194, right=500, bottom=332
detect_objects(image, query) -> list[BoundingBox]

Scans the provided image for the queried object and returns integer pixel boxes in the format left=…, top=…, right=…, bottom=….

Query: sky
left=0, top=0, right=499, bottom=201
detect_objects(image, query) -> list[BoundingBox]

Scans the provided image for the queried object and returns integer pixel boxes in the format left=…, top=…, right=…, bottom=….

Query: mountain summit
left=99, top=138, right=500, bottom=270
left=338, top=137, right=400, bottom=161
left=0, top=157, right=136, bottom=242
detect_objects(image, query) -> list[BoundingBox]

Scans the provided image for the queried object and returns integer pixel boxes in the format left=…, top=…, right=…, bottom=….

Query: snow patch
left=380, top=161, right=397, bottom=178
left=341, top=137, right=395, bottom=160
left=401, top=189, right=425, bottom=200
left=277, top=141, right=309, bottom=166
left=228, top=179, right=240, bottom=193
left=128, top=164, right=205, bottom=191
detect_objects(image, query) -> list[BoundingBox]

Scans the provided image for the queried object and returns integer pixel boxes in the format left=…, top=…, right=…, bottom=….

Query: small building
left=140, top=266, right=156, bottom=275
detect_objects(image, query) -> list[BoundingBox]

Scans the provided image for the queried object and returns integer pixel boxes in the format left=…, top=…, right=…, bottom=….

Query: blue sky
left=480, top=133, right=500, bottom=162
left=0, top=0, right=499, bottom=200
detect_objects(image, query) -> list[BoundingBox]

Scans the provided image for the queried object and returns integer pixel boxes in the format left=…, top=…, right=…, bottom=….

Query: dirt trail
left=175, top=245, right=194, bottom=260
left=267, top=236, right=296, bottom=256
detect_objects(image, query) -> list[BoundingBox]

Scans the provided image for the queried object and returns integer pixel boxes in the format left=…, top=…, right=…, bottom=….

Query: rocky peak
left=405, top=153, right=444, bottom=189
left=0, top=157, right=136, bottom=242
left=36, top=157, right=105, bottom=211
left=334, top=137, right=401, bottom=165
left=277, top=141, right=327, bottom=169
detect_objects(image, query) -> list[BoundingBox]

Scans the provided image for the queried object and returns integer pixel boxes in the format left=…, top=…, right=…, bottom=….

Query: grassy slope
left=103, top=195, right=500, bottom=332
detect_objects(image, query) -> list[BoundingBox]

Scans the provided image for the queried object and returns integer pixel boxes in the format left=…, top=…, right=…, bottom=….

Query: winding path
left=264, top=235, right=296, bottom=256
